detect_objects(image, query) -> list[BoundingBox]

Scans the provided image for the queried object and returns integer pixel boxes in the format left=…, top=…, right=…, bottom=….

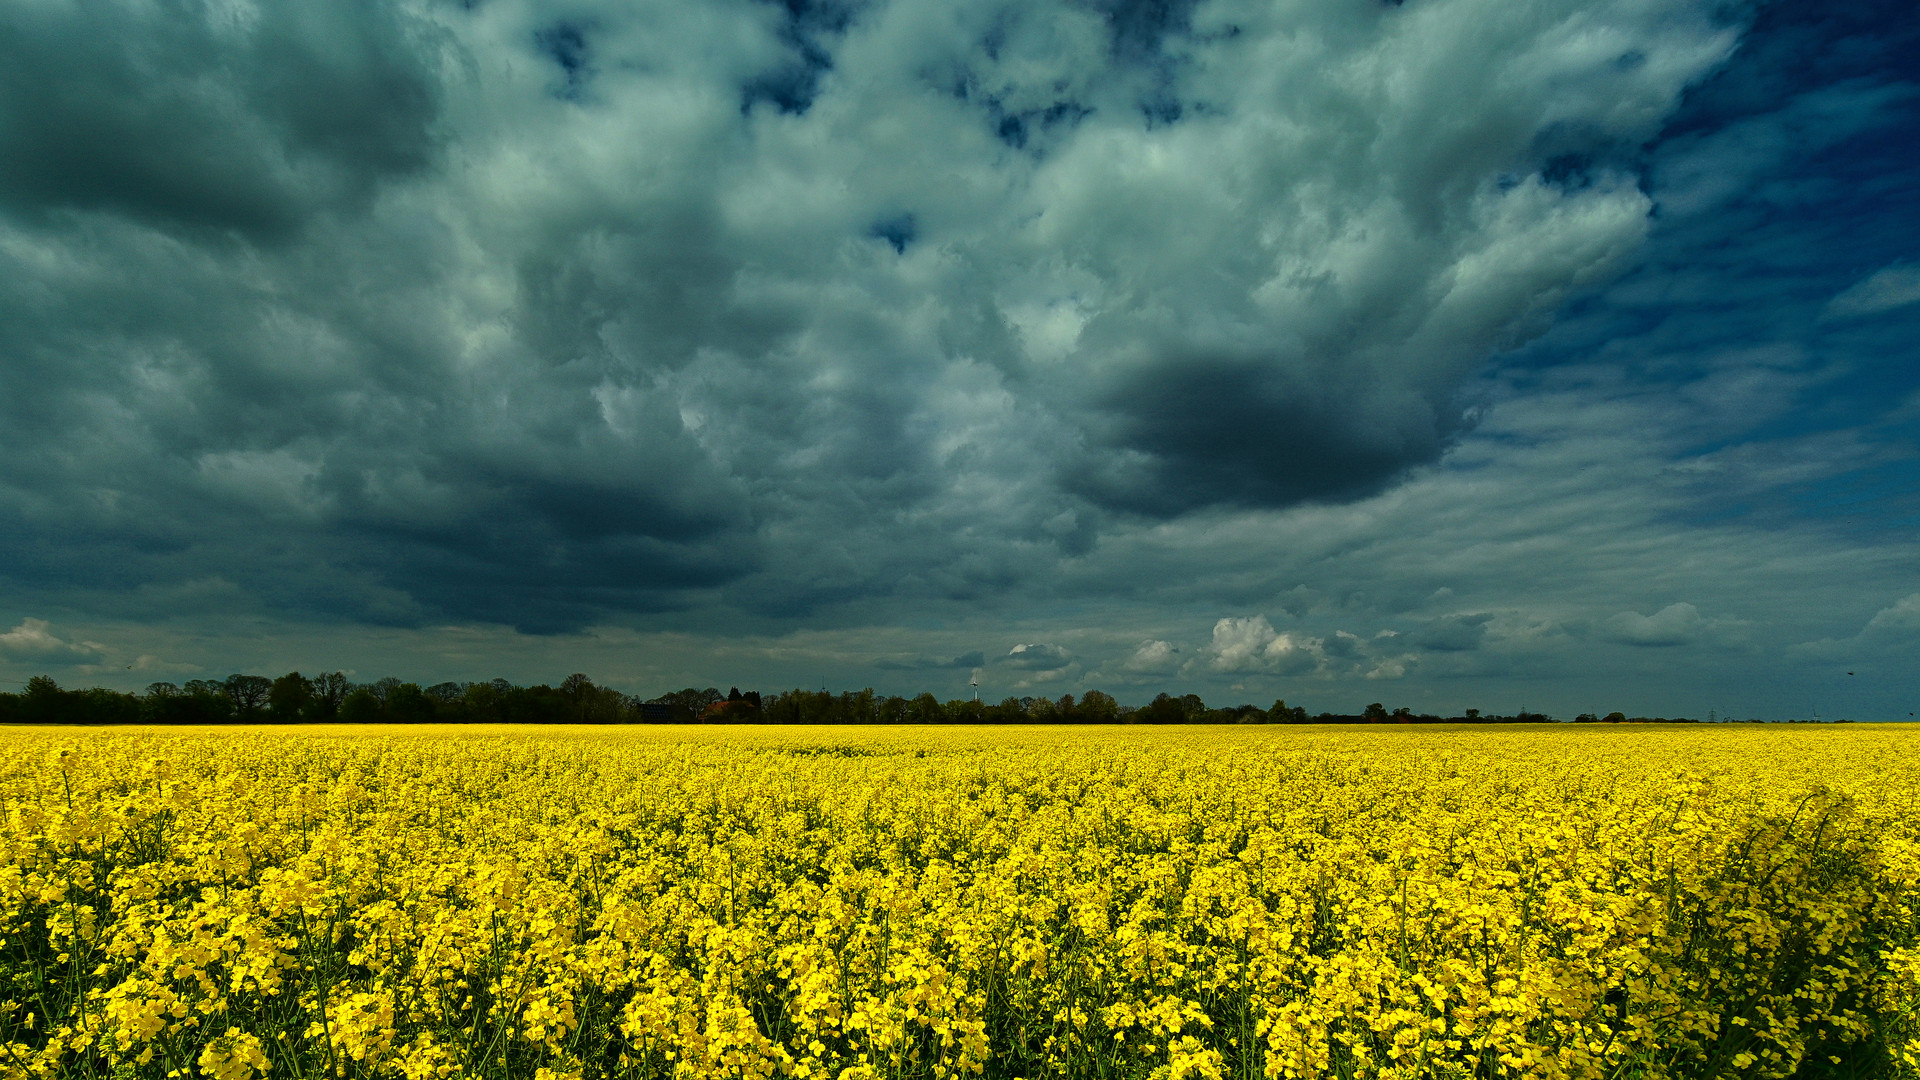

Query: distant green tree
left=651, top=687, right=723, bottom=723
left=1268, top=699, right=1308, bottom=724
left=311, top=672, right=350, bottom=721
left=183, top=680, right=237, bottom=722
left=387, top=683, right=436, bottom=723
left=1078, top=690, right=1119, bottom=724
left=1139, top=694, right=1170, bottom=723
left=559, top=674, right=631, bottom=723
left=268, top=672, right=314, bottom=721
left=985, top=696, right=1022, bottom=723
left=77, top=688, right=139, bottom=724
left=338, top=688, right=384, bottom=724
left=907, top=693, right=943, bottom=724
left=425, top=683, right=470, bottom=720
left=142, top=682, right=227, bottom=724
left=458, top=681, right=505, bottom=723
left=223, top=674, right=272, bottom=719
left=946, top=698, right=986, bottom=724
left=22, top=676, right=63, bottom=724
left=10, top=676, right=136, bottom=725
left=844, top=688, right=879, bottom=725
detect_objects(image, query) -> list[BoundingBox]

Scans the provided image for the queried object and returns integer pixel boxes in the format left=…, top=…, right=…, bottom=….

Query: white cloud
left=1604, top=603, right=1704, bottom=647
left=1795, top=594, right=1920, bottom=661
left=1005, top=642, right=1073, bottom=670
left=1365, top=656, right=1412, bottom=681
left=1122, top=639, right=1179, bottom=673
left=1823, top=263, right=1920, bottom=320
left=1863, top=593, right=1920, bottom=634
left=1206, top=616, right=1320, bottom=675
left=0, top=619, right=106, bottom=663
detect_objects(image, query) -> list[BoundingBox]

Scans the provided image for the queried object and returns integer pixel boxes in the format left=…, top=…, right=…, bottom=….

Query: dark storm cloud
left=873, top=650, right=985, bottom=671
left=0, top=0, right=440, bottom=239
left=1071, top=358, right=1457, bottom=515
left=1417, top=613, right=1492, bottom=653
left=0, top=0, right=1758, bottom=639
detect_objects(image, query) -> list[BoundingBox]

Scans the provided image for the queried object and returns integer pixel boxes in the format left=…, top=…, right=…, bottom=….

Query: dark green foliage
left=1, top=670, right=1719, bottom=727
left=267, top=672, right=313, bottom=721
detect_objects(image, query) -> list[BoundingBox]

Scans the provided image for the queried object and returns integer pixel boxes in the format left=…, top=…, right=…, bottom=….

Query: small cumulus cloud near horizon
left=1604, top=604, right=1707, bottom=648
left=1005, top=643, right=1074, bottom=671
left=1206, top=617, right=1320, bottom=676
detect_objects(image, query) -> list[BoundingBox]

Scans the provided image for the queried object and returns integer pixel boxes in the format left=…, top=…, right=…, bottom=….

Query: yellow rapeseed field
left=3, top=724, right=1918, bottom=1080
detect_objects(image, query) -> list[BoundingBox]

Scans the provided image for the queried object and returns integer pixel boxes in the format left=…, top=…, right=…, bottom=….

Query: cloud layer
left=2, top=0, right=1915, bottom=719
left=0, top=0, right=1739, bottom=630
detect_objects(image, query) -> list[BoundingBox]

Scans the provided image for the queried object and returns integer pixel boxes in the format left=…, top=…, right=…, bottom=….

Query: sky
left=1, top=0, right=1915, bottom=719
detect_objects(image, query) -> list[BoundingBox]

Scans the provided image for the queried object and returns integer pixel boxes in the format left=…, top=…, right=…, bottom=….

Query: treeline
left=0, top=673, right=669, bottom=726
left=762, top=692, right=1568, bottom=726
left=0, top=672, right=1711, bottom=726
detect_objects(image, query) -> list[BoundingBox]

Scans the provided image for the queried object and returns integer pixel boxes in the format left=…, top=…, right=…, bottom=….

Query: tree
left=143, top=681, right=230, bottom=724
left=1363, top=702, right=1389, bottom=723
left=76, top=687, right=139, bottom=725
left=387, top=683, right=436, bottom=723
left=1139, top=694, right=1178, bottom=724
left=311, top=673, right=350, bottom=720
left=22, top=676, right=63, bottom=724
left=460, top=681, right=505, bottom=723
left=223, top=674, right=272, bottom=718
left=1078, top=690, right=1119, bottom=724
left=1268, top=699, right=1307, bottom=724
left=649, top=687, right=722, bottom=723
left=425, top=682, right=468, bottom=704
left=181, top=680, right=237, bottom=722
left=268, top=672, right=313, bottom=721
left=339, top=688, right=384, bottom=724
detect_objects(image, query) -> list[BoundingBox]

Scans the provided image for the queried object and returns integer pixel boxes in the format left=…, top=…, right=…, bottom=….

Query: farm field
left=2, top=725, right=1918, bottom=1080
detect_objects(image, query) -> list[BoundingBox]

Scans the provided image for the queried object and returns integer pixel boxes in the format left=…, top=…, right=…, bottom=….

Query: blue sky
left=1, top=0, right=1914, bottom=718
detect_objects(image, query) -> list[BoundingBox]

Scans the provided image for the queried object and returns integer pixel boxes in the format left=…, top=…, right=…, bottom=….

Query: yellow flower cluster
left=2, top=724, right=1918, bottom=1080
